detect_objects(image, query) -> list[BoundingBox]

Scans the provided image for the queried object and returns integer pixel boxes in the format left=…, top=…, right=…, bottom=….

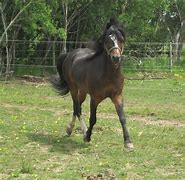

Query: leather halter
left=105, top=46, right=123, bottom=56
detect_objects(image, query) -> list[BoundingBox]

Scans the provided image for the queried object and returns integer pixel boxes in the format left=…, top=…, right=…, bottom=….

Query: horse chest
left=105, top=80, right=121, bottom=93
left=90, top=78, right=123, bottom=99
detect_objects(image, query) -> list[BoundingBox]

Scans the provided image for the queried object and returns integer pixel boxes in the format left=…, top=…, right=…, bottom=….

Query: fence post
left=52, top=41, right=56, bottom=67
left=169, top=42, right=173, bottom=72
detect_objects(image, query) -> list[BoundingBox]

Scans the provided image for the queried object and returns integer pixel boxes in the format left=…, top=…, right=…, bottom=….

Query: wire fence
left=0, top=40, right=185, bottom=79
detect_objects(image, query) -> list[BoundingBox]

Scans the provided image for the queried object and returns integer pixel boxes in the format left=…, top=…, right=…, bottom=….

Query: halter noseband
left=105, top=46, right=123, bottom=56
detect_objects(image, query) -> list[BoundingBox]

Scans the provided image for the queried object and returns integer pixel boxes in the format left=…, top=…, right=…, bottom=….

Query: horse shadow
left=27, top=131, right=89, bottom=154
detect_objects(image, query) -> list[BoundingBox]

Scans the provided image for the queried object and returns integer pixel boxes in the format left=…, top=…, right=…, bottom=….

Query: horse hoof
left=66, top=127, right=72, bottom=136
left=124, top=143, right=134, bottom=151
left=83, top=136, right=91, bottom=143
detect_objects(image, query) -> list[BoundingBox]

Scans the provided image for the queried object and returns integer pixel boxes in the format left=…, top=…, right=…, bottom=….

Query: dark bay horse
left=52, top=18, right=134, bottom=150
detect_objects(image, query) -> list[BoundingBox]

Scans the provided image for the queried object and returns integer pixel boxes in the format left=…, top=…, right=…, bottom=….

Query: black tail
left=50, top=53, right=69, bottom=96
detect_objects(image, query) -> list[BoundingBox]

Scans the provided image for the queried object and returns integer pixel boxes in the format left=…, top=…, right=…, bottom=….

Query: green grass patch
left=0, top=76, right=185, bottom=179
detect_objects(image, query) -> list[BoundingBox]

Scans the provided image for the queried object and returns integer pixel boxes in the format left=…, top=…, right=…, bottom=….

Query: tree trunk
left=52, top=40, right=56, bottom=67
left=172, top=35, right=180, bottom=63
left=0, top=2, right=31, bottom=80
left=172, top=19, right=185, bottom=64
left=41, top=41, right=52, bottom=65
left=75, top=18, right=80, bottom=49
left=1, top=4, right=10, bottom=80
left=62, top=1, right=68, bottom=53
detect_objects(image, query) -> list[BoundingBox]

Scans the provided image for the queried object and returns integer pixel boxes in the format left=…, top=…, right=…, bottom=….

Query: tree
left=79, top=0, right=126, bottom=41
left=1, top=0, right=184, bottom=78
left=118, top=0, right=166, bottom=42
left=60, top=0, right=92, bottom=52
left=0, top=0, right=32, bottom=79
left=160, top=0, right=185, bottom=63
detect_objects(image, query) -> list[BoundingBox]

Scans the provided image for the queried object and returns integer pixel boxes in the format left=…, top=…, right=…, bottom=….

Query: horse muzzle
left=111, top=55, right=121, bottom=69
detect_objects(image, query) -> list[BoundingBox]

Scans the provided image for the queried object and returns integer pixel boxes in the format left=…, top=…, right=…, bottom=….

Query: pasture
left=0, top=74, right=185, bottom=179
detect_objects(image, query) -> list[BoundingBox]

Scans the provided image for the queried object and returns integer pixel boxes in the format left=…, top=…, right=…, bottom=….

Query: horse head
left=104, top=18, right=125, bottom=68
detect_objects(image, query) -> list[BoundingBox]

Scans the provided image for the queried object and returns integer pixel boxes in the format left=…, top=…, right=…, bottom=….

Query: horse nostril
left=112, top=56, right=121, bottom=63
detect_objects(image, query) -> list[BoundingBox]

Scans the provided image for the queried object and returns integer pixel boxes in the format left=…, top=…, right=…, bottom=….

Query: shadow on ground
left=27, top=132, right=89, bottom=154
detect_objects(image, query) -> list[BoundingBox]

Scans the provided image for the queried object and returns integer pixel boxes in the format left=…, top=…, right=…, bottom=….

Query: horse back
left=62, top=48, right=95, bottom=88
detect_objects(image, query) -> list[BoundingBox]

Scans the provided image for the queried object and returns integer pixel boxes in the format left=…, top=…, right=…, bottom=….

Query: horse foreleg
left=84, top=98, right=97, bottom=142
left=112, top=95, right=134, bottom=150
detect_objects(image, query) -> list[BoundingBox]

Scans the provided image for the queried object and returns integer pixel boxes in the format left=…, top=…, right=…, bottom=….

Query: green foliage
left=1, top=0, right=184, bottom=42
left=0, top=0, right=185, bottom=67
left=21, top=0, right=60, bottom=41
left=119, top=0, right=165, bottom=42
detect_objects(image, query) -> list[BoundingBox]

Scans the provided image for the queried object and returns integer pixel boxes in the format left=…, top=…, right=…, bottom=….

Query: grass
left=0, top=74, right=185, bottom=179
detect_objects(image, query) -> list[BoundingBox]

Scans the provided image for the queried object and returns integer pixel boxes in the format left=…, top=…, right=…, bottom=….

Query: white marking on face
left=109, top=34, right=119, bottom=48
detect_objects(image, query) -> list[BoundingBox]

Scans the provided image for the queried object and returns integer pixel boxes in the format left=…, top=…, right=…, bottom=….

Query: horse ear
left=105, top=18, right=125, bottom=40
left=106, top=17, right=117, bottom=29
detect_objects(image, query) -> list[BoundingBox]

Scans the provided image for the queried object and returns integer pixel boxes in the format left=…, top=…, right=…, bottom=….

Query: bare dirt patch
left=1, top=102, right=185, bottom=128
left=130, top=115, right=185, bottom=128
left=97, top=113, right=185, bottom=128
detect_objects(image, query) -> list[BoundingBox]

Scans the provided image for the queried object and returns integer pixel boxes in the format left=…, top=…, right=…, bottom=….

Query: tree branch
left=67, top=1, right=92, bottom=27
left=0, top=1, right=32, bottom=44
left=175, top=2, right=182, bottom=23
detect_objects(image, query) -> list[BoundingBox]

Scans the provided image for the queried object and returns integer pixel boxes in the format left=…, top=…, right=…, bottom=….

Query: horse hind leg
left=76, top=91, right=87, bottom=138
left=66, top=111, right=87, bottom=137
left=66, top=92, right=78, bottom=136
left=66, top=90, right=87, bottom=137
left=66, top=115, right=76, bottom=136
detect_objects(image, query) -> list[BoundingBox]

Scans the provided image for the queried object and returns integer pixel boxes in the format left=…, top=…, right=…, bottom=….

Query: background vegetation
left=0, top=0, right=185, bottom=79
